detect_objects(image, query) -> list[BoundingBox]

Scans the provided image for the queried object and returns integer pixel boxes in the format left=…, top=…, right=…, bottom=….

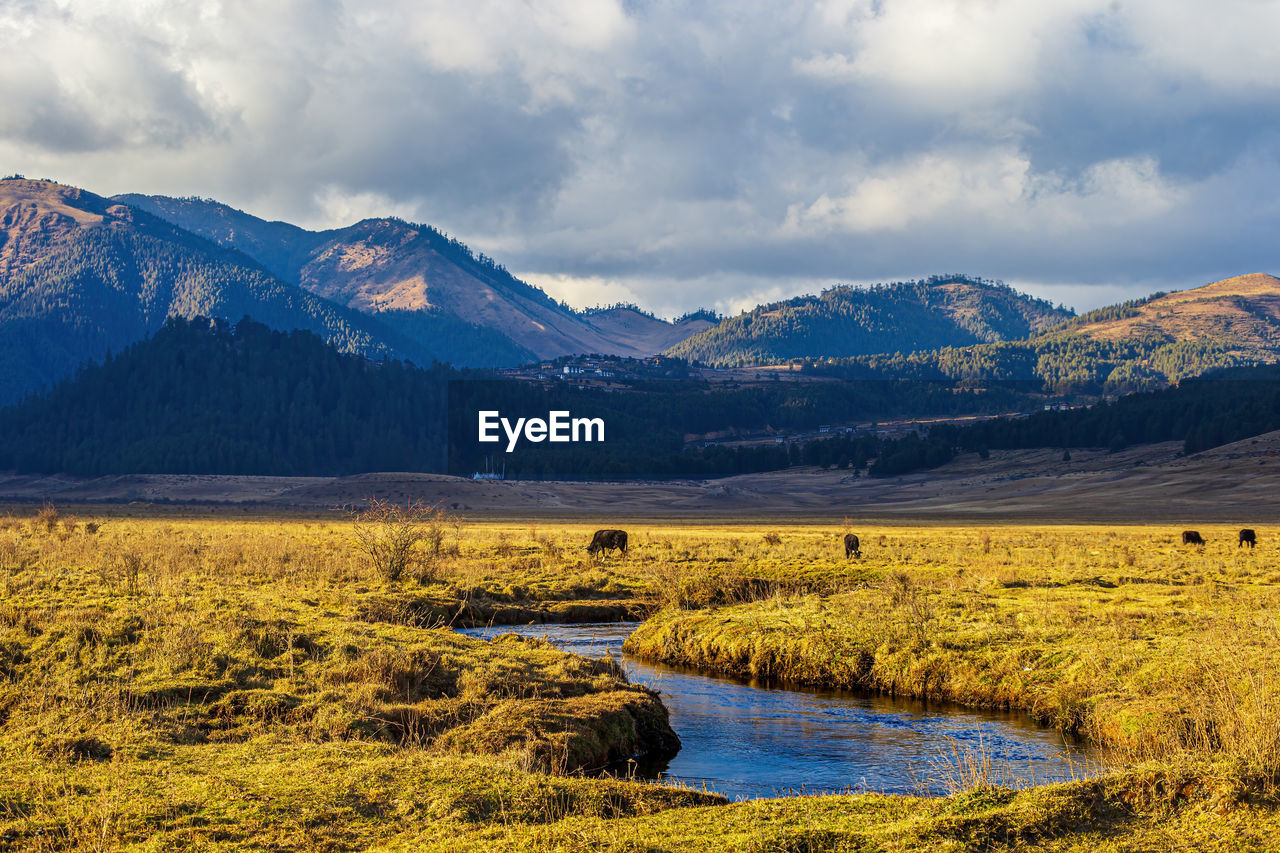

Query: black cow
left=844, top=533, right=860, bottom=558
left=1182, top=530, right=1206, bottom=546
left=587, top=529, right=628, bottom=558
left=1240, top=528, right=1257, bottom=549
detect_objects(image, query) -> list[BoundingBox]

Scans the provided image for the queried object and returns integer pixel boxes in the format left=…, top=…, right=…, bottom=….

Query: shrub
left=351, top=498, right=458, bottom=583
left=35, top=502, right=59, bottom=534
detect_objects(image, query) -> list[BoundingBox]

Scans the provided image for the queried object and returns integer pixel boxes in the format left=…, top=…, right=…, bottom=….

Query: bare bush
left=536, top=534, right=563, bottom=559
left=493, top=535, right=517, bottom=558
left=351, top=498, right=459, bottom=583
left=35, top=502, right=59, bottom=534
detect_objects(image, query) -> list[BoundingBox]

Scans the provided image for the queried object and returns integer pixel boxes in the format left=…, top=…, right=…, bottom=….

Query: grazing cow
left=1240, top=528, right=1257, bottom=549
left=1181, top=530, right=1206, bottom=546
left=587, top=529, right=628, bottom=558
left=844, top=533, right=861, bottom=558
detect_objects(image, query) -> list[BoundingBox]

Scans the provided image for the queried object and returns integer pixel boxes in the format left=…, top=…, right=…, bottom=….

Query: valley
left=5, top=178, right=1280, bottom=853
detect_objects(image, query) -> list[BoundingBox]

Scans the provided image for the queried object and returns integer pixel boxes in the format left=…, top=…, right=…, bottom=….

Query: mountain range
left=6, top=176, right=1280, bottom=407
left=116, top=193, right=717, bottom=364
left=0, top=179, right=432, bottom=405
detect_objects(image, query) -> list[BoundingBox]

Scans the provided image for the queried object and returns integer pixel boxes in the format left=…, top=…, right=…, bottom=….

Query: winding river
left=458, top=622, right=1100, bottom=800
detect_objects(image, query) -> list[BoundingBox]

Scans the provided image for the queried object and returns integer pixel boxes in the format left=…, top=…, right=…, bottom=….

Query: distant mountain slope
left=113, top=195, right=536, bottom=366
left=1047, top=273, right=1280, bottom=356
left=665, top=275, right=1073, bottom=365
left=110, top=193, right=323, bottom=282
left=0, top=178, right=435, bottom=405
left=117, top=195, right=707, bottom=361
left=582, top=305, right=717, bottom=355
left=807, top=274, right=1280, bottom=394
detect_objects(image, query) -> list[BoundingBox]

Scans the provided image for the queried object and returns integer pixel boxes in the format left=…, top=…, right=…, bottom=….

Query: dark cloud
left=3, top=0, right=1279, bottom=316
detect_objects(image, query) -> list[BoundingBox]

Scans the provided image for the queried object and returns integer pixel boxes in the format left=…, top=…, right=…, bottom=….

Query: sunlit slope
left=584, top=305, right=717, bottom=355
left=1048, top=273, right=1280, bottom=358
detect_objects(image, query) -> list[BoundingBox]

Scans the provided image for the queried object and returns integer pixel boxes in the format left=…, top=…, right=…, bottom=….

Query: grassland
left=1, top=510, right=1278, bottom=850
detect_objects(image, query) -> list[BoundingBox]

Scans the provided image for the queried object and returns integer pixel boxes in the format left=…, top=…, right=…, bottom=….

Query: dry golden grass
left=1, top=511, right=1279, bottom=850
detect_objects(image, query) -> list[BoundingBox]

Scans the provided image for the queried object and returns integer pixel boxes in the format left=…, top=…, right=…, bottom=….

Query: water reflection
left=458, top=622, right=1099, bottom=800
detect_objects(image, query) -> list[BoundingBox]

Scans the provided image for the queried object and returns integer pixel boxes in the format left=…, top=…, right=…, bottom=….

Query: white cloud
left=799, top=0, right=1080, bottom=105
left=521, top=273, right=645, bottom=312
left=783, top=150, right=1182, bottom=237
left=309, top=186, right=424, bottom=230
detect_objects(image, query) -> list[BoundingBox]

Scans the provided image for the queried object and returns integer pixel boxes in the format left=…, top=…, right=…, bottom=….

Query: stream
left=457, top=621, right=1101, bottom=800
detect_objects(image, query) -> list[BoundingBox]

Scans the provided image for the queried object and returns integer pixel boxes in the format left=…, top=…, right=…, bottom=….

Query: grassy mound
left=0, top=515, right=678, bottom=782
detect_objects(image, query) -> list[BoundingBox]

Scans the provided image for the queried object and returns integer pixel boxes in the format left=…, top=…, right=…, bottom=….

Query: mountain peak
left=0, top=179, right=139, bottom=277
left=1186, top=272, right=1280, bottom=297
left=1, top=177, right=106, bottom=220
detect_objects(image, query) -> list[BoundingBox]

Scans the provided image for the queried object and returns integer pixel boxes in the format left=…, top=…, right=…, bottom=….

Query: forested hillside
left=809, top=335, right=1242, bottom=394
left=0, top=318, right=452, bottom=476
left=6, top=315, right=1279, bottom=479
left=0, top=317, right=1021, bottom=478
left=790, top=274, right=1280, bottom=394
left=666, top=275, right=1073, bottom=365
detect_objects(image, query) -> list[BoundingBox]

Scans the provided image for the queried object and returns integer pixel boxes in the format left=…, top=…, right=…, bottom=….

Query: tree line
left=868, top=365, right=1280, bottom=476
left=5, top=317, right=1276, bottom=480
left=0, top=318, right=1020, bottom=478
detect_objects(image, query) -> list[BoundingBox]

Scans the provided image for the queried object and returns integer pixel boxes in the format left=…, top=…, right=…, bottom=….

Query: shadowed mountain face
left=116, top=194, right=710, bottom=362
left=664, top=276, right=1075, bottom=365
left=0, top=178, right=435, bottom=405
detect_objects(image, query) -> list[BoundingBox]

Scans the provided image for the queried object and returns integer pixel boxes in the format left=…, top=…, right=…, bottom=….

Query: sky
left=3, top=0, right=1280, bottom=318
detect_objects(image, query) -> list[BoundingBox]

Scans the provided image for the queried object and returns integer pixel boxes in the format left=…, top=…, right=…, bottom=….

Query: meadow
left=0, top=507, right=1278, bottom=851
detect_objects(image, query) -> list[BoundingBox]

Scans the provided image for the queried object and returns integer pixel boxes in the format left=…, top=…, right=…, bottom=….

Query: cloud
left=3, top=0, right=1279, bottom=313
left=782, top=150, right=1183, bottom=236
